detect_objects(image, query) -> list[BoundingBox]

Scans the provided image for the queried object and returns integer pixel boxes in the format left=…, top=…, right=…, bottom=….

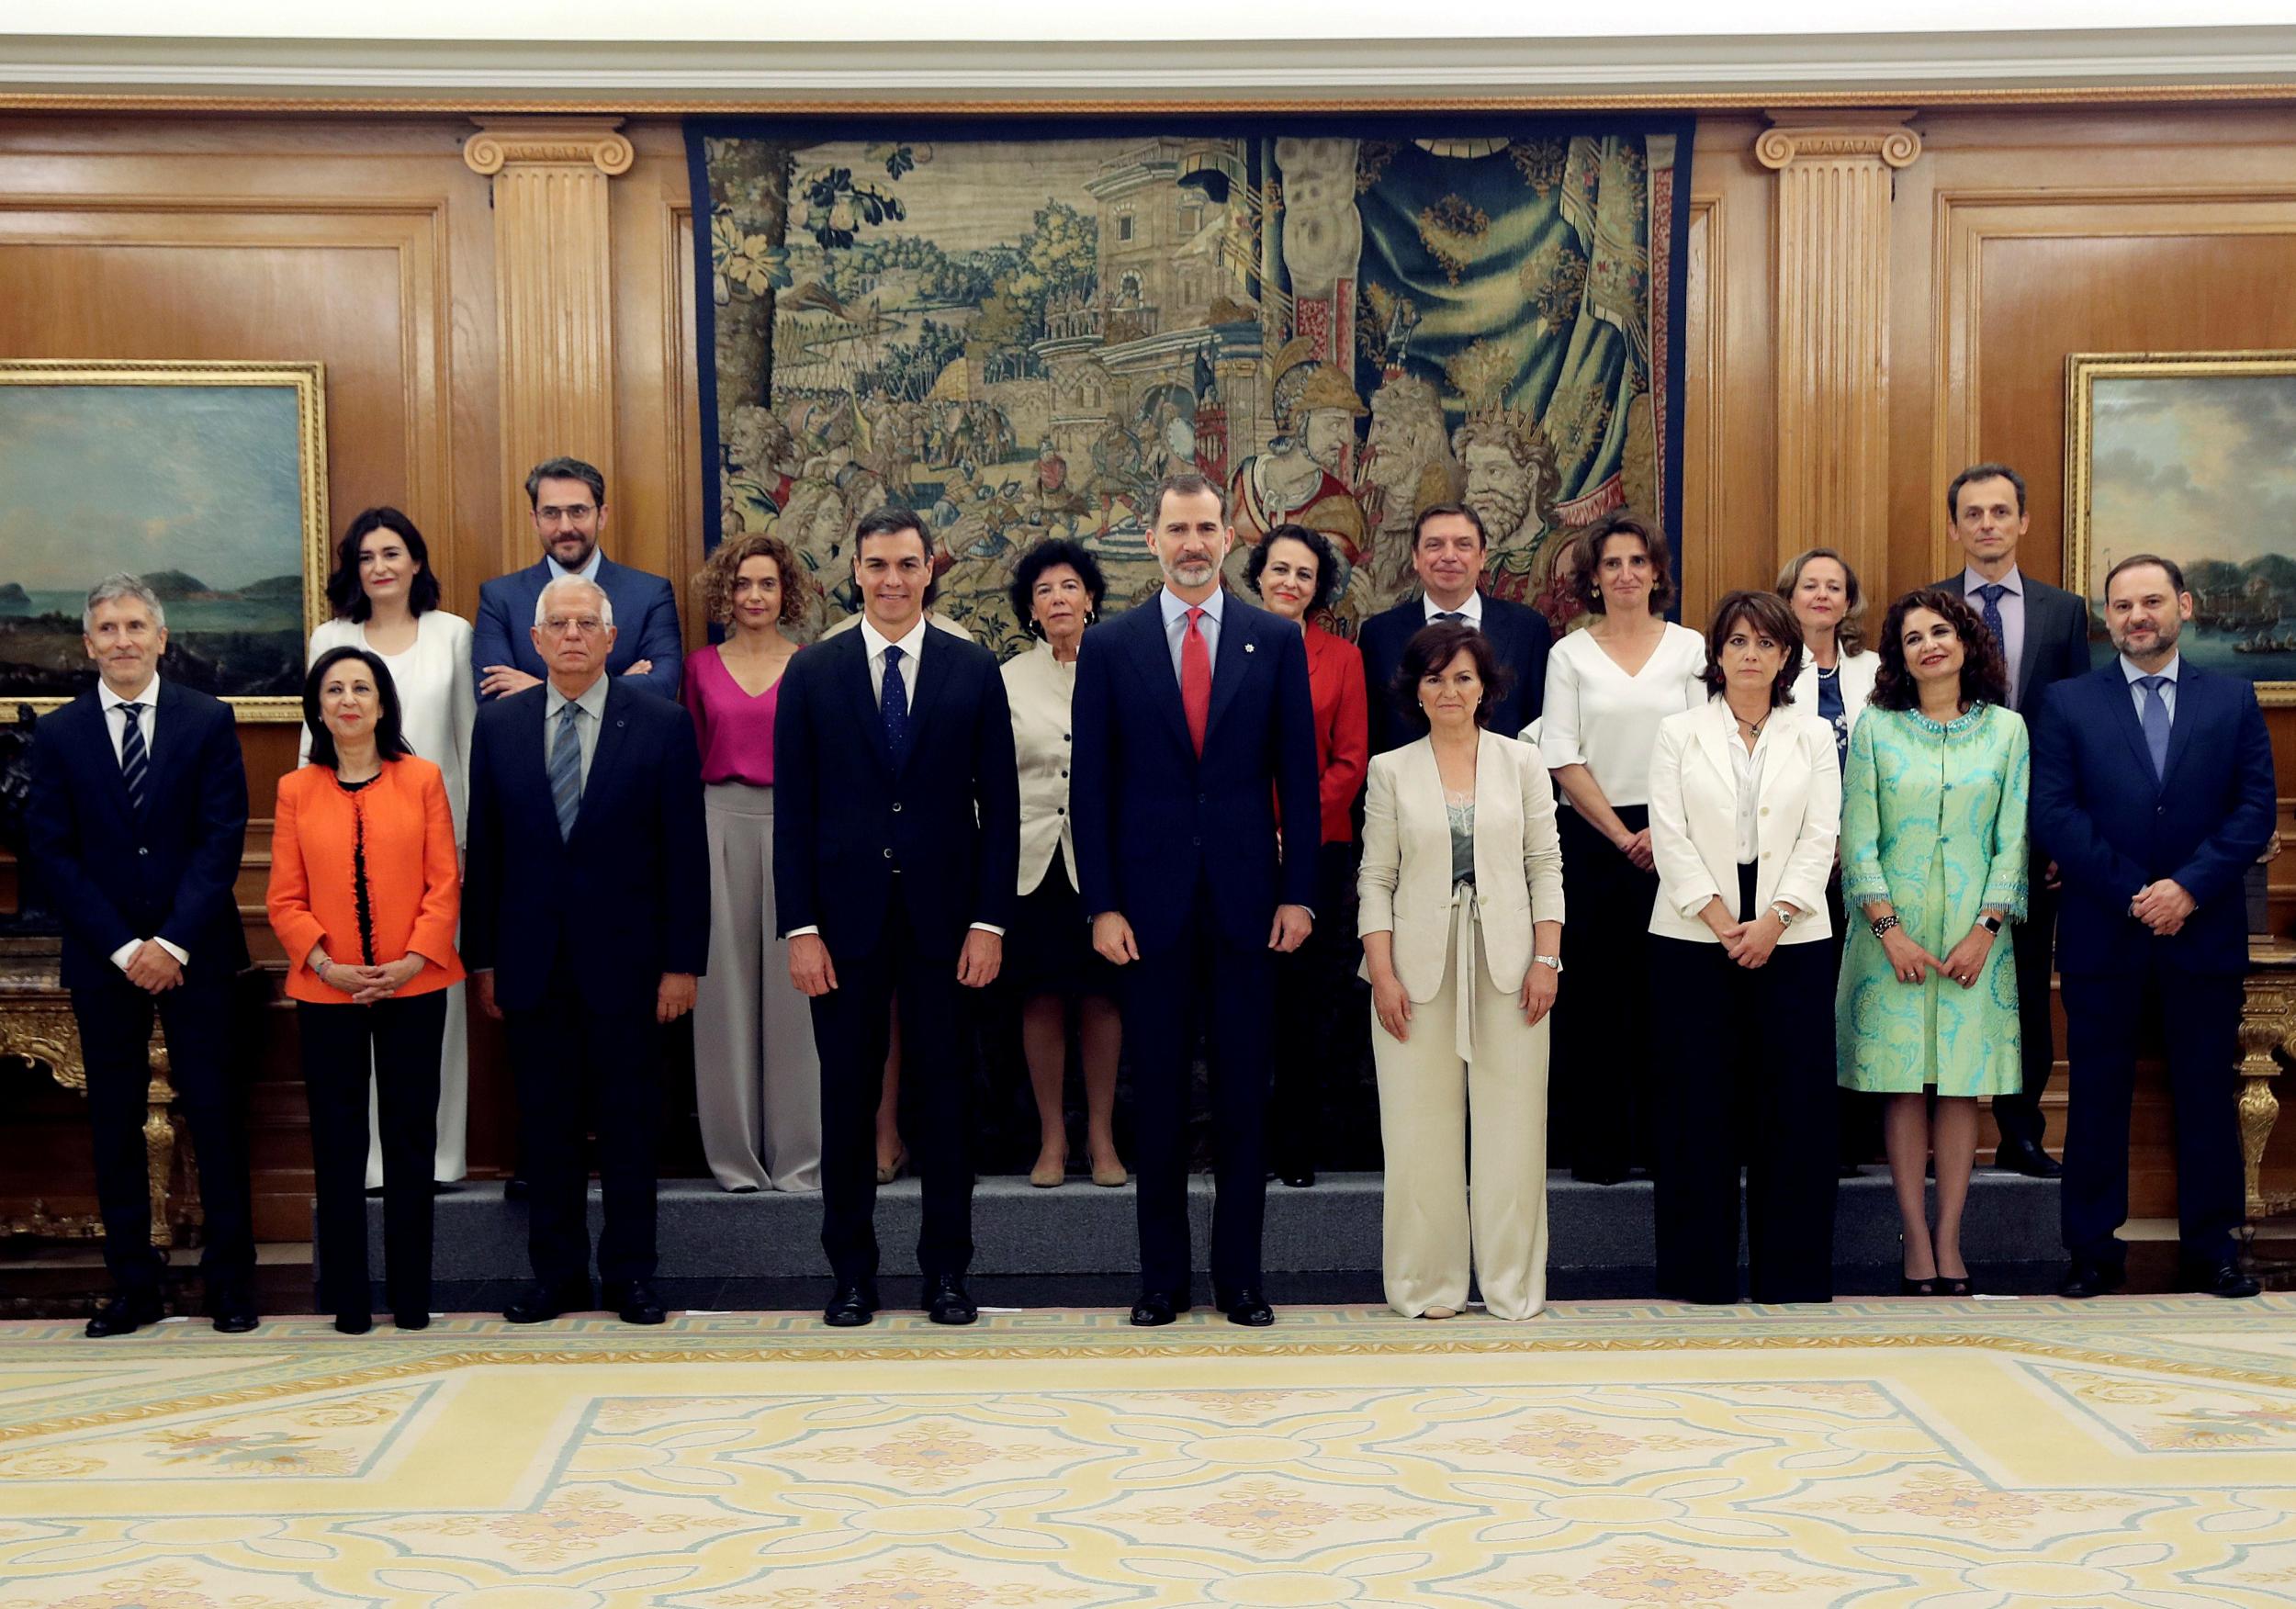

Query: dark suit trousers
left=2061, top=969, right=2245, bottom=1266
left=297, top=995, right=444, bottom=1319
left=1268, top=841, right=1362, bottom=1176
left=810, top=890, right=974, bottom=1288
left=1553, top=804, right=1660, bottom=1181
left=1992, top=873, right=2058, bottom=1149
left=1124, top=879, right=1274, bottom=1300
left=1650, top=869, right=1838, bottom=1304
left=506, top=957, right=661, bottom=1287
left=71, top=971, right=254, bottom=1292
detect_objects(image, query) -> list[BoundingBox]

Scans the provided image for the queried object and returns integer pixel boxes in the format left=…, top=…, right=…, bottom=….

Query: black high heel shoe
left=1898, top=1276, right=1939, bottom=1297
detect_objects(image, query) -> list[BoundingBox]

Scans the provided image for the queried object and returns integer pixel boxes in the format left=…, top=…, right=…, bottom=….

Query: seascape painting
left=2067, top=352, right=2296, bottom=704
left=692, top=121, right=1692, bottom=658
left=0, top=363, right=329, bottom=721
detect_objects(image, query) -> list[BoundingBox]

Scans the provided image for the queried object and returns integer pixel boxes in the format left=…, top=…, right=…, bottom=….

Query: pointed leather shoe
left=1221, top=1288, right=1276, bottom=1327
left=1129, top=1289, right=1187, bottom=1327
left=504, top=1280, right=591, bottom=1323
left=84, top=1288, right=165, bottom=1338
left=1995, top=1139, right=2063, bottom=1178
left=823, top=1284, right=877, bottom=1327
left=2184, top=1259, right=2261, bottom=1300
left=208, top=1286, right=260, bottom=1334
left=2059, top=1260, right=2125, bottom=1300
left=604, top=1279, right=667, bottom=1325
left=926, top=1275, right=978, bottom=1325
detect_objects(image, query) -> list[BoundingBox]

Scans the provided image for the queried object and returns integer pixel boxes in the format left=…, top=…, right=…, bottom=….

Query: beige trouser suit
left=1359, top=729, right=1566, bottom=1320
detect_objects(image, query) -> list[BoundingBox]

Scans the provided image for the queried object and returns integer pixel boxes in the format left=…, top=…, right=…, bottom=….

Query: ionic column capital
left=1755, top=112, right=1922, bottom=172
left=464, top=118, right=635, bottom=178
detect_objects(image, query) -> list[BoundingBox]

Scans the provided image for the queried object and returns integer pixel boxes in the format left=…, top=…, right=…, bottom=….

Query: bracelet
left=314, top=958, right=332, bottom=983
left=1869, top=914, right=1900, bottom=940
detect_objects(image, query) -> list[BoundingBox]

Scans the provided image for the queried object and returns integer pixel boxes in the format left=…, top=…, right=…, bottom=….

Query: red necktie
left=1181, top=605, right=1210, bottom=757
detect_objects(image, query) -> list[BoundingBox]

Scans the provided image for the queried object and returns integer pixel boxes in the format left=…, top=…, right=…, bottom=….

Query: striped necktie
left=548, top=701, right=583, bottom=840
left=117, top=702, right=148, bottom=815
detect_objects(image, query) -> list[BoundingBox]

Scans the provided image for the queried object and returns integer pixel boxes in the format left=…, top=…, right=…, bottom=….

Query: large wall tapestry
left=690, top=119, right=1693, bottom=657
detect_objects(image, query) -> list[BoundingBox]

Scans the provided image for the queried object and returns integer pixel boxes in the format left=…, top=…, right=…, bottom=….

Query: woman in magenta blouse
left=684, top=533, right=820, bottom=1192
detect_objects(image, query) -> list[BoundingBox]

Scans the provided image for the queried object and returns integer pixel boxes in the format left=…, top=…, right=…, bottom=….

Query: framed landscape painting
left=2065, top=350, right=2296, bottom=706
left=0, top=360, right=330, bottom=724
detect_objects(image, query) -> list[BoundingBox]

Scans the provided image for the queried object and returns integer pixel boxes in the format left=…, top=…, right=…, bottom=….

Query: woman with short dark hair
left=1646, top=591, right=1841, bottom=1302
left=1837, top=588, right=2029, bottom=1296
left=269, top=647, right=464, bottom=1333
left=1359, top=621, right=1564, bottom=1319
left=306, top=507, right=476, bottom=1191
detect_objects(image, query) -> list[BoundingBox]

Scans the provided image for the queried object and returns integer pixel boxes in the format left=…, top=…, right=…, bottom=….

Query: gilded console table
left=2240, top=939, right=2296, bottom=1221
left=0, top=935, right=196, bottom=1245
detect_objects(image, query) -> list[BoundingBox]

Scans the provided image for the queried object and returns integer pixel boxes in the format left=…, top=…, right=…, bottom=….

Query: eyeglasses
left=537, top=503, right=598, bottom=523
left=543, top=616, right=606, bottom=636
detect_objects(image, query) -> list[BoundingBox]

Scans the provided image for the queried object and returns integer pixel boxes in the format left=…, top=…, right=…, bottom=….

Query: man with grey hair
left=28, top=574, right=257, bottom=1335
left=464, top=572, right=709, bottom=1326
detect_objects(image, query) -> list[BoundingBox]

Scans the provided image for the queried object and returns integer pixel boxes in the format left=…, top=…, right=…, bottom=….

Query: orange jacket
left=267, top=757, right=465, bottom=1004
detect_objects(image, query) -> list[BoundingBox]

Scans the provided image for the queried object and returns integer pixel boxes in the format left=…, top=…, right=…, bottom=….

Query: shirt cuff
left=969, top=923, right=1006, bottom=938
left=112, top=937, right=189, bottom=972
left=787, top=925, right=821, bottom=939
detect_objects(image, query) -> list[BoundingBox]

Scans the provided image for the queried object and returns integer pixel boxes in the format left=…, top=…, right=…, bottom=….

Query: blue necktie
left=881, top=644, right=911, bottom=765
left=2137, top=675, right=2172, bottom=782
left=548, top=702, right=583, bottom=840
left=1977, top=583, right=2008, bottom=654
left=117, top=703, right=148, bottom=816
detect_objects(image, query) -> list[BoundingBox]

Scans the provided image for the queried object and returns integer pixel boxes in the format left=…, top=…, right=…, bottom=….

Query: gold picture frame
left=0, top=359, right=330, bottom=725
left=2065, top=349, right=2296, bottom=708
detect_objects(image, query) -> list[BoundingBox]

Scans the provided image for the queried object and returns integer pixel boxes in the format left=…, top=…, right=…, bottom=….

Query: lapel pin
left=1244, top=642, right=1256, bottom=653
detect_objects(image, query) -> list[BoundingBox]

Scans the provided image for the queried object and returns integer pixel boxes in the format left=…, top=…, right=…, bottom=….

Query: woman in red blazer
left=1245, top=523, right=1370, bottom=1187
left=268, top=647, right=463, bottom=1333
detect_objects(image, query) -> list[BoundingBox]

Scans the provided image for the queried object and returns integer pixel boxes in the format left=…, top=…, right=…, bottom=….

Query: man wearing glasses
left=464, top=574, right=709, bottom=1325
left=472, top=456, right=685, bottom=701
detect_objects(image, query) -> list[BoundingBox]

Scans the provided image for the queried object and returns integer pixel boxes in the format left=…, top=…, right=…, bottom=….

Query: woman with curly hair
left=1836, top=588, right=2030, bottom=1295
left=684, top=532, right=820, bottom=1192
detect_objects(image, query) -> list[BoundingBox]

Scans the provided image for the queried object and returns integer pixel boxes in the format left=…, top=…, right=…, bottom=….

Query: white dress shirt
left=96, top=675, right=190, bottom=972
left=1537, top=624, right=1708, bottom=807
left=2121, top=651, right=2179, bottom=724
left=543, top=672, right=611, bottom=790
left=1728, top=724, right=1770, bottom=864
left=1959, top=565, right=2027, bottom=707
left=1423, top=591, right=1485, bottom=627
left=1158, top=585, right=1224, bottom=683
left=546, top=546, right=605, bottom=583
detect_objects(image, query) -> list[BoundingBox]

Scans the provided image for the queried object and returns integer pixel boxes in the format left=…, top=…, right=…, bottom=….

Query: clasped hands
left=1878, top=924, right=1996, bottom=989
left=2129, top=878, right=2195, bottom=937
left=312, top=948, right=427, bottom=1004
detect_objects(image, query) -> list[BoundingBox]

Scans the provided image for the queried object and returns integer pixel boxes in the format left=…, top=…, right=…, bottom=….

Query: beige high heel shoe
left=1030, top=1147, right=1067, bottom=1188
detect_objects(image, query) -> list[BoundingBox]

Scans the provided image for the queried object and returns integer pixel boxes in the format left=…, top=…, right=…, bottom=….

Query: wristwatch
left=1770, top=903, right=1799, bottom=930
left=1979, top=914, right=2004, bottom=933
left=1532, top=953, right=1564, bottom=973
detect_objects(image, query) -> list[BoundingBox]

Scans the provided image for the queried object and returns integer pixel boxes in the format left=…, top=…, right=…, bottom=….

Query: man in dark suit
left=1072, top=471, right=1322, bottom=1328
left=774, top=507, right=1019, bottom=1328
left=473, top=456, right=684, bottom=702
left=27, top=575, right=256, bottom=1336
left=2032, top=554, right=2270, bottom=1300
left=465, top=572, right=708, bottom=1326
left=1357, top=502, right=1552, bottom=752
left=1931, top=462, right=2093, bottom=1176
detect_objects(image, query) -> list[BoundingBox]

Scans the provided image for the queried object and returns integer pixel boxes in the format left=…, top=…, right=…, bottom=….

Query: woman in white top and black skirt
left=1538, top=510, right=1706, bottom=1183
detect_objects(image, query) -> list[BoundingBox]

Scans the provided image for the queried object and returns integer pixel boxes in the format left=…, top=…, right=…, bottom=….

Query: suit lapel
left=1203, top=595, right=1252, bottom=747
left=1693, top=698, right=1735, bottom=792
left=2016, top=584, right=2050, bottom=712
left=509, top=688, right=554, bottom=836
left=140, top=680, right=186, bottom=819
left=897, top=631, right=954, bottom=776
left=1406, top=738, right=1446, bottom=869
left=838, top=630, right=895, bottom=777
left=1125, top=604, right=1195, bottom=756
left=573, top=683, right=633, bottom=839
left=2099, top=667, right=2158, bottom=788
left=2158, top=662, right=2203, bottom=789
left=84, top=695, right=137, bottom=824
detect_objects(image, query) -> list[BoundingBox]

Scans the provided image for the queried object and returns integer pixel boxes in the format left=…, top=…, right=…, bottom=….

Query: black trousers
left=2061, top=968, right=2245, bottom=1266
left=1651, top=866, right=1838, bottom=1304
left=1553, top=804, right=1660, bottom=1181
left=1991, top=873, right=2057, bottom=1149
left=1124, top=881, right=1274, bottom=1300
left=1268, top=840, right=1363, bottom=1176
left=70, top=970, right=253, bottom=1293
left=297, top=993, right=444, bottom=1319
left=506, top=959, right=661, bottom=1288
left=811, top=889, right=973, bottom=1288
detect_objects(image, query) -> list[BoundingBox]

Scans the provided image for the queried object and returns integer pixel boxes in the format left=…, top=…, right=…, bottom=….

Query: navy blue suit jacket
left=2031, top=660, right=2274, bottom=977
left=462, top=678, right=709, bottom=1015
left=27, top=680, right=250, bottom=990
left=1071, top=591, right=1321, bottom=955
left=771, top=624, right=1019, bottom=959
left=472, top=556, right=684, bottom=702
left=1357, top=591, right=1551, bottom=753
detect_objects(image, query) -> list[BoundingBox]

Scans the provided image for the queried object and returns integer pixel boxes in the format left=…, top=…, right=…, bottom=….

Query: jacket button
left=1760, top=806, right=1770, bottom=816
left=883, top=848, right=894, bottom=859
left=137, top=847, right=149, bottom=857
left=1061, top=770, right=1068, bottom=779
left=1056, top=805, right=1064, bottom=815
left=892, top=802, right=903, bottom=813
left=1192, top=836, right=1201, bottom=847
left=1063, top=733, right=1071, bottom=742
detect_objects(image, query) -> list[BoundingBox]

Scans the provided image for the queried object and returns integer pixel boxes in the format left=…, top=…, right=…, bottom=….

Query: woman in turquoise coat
left=1837, top=589, right=2029, bottom=1296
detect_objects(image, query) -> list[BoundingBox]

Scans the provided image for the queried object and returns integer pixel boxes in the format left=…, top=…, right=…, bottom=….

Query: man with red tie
left=1070, top=473, right=1322, bottom=1327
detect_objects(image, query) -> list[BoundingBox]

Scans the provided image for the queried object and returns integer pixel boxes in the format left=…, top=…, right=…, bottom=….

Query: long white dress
left=301, top=611, right=478, bottom=1184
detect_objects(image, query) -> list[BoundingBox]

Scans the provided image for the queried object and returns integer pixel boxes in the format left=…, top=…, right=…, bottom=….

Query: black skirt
left=1007, top=856, right=1121, bottom=1001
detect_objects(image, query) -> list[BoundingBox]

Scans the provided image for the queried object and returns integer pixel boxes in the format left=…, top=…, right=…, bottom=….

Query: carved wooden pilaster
left=1757, top=113, right=1920, bottom=593
left=466, top=118, right=634, bottom=568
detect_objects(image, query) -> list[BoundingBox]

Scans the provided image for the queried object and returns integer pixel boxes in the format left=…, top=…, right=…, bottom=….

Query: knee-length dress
left=1835, top=703, right=2029, bottom=1096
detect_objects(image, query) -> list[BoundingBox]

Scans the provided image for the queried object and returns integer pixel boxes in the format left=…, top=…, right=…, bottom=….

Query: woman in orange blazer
left=268, top=647, right=463, bottom=1333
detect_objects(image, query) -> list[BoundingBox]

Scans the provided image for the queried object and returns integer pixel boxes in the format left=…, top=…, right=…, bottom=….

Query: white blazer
left=1646, top=697, right=1839, bottom=946
left=1357, top=729, right=1567, bottom=1002
left=1786, top=647, right=1877, bottom=749
left=1001, top=639, right=1077, bottom=895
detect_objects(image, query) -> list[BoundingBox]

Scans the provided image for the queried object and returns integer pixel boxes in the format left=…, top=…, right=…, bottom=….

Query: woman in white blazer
left=1646, top=591, right=1841, bottom=1304
left=1359, top=621, right=1565, bottom=1321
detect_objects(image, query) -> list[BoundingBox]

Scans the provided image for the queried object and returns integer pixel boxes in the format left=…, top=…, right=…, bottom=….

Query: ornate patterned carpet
left=2, top=1297, right=2294, bottom=1607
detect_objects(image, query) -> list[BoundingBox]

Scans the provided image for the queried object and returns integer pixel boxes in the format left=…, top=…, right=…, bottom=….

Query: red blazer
left=267, top=757, right=464, bottom=1005
left=1304, top=624, right=1370, bottom=844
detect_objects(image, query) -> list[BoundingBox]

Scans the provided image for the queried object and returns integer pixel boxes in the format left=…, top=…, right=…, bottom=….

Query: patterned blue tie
left=881, top=644, right=911, bottom=766
left=1977, top=583, right=2008, bottom=654
left=548, top=702, right=583, bottom=840
left=2137, top=675, right=2172, bottom=782
left=117, top=703, right=148, bottom=816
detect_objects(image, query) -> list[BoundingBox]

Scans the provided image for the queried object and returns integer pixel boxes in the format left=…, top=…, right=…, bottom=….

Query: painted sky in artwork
left=0, top=384, right=304, bottom=592
left=2088, top=373, right=2296, bottom=571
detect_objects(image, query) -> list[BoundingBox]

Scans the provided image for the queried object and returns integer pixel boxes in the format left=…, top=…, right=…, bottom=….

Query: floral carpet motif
left=0, top=1297, right=2292, bottom=1606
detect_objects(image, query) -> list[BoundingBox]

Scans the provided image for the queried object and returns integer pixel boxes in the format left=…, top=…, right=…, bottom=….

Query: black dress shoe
left=84, top=1288, right=165, bottom=1338
left=1129, top=1289, right=1188, bottom=1327
left=208, top=1289, right=260, bottom=1333
left=1278, top=1166, right=1315, bottom=1188
left=504, top=1280, right=591, bottom=1323
left=1995, top=1139, right=2064, bottom=1178
left=334, top=1312, right=372, bottom=1335
left=2059, top=1260, right=2126, bottom=1300
left=502, top=1175, right=530, bottom=1201
left=1221, top=1288, right=1276, bottom=1327
left=926, top=1275, right=978, bottom=1325
left=604, top=1279, right=667, bottom=1325
left=2183, top=1259, right=2262, bottom=1300
left=823, top=1284, right=877, bottom=1327
left=394, top=1311, right=432, bottom=1331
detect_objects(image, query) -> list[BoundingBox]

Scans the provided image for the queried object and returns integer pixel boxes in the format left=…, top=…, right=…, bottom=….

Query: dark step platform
left=355, top=1168, right=2065, bottom=1311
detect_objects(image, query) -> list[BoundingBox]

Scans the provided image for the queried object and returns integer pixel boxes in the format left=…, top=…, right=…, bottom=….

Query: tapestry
left=690, top=119, right=1693, bottom=654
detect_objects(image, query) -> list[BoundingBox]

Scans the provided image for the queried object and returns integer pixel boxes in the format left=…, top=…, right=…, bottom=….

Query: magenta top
left=681, top=644, right=784, bottom=786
